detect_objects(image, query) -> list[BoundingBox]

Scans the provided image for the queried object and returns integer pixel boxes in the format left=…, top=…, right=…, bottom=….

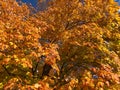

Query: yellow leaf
left=51, top=63, right=59, bottom=75
left=21, top=58, right=26, bottom=61
left=13, top=44, right=17, bottom=49
left=9, top=42, right=13, bottom=45
left=0, top=83, right=3, bottom=89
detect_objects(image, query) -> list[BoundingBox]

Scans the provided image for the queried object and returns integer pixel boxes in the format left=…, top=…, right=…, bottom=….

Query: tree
left=0, top=0, right=120, bottom=90
left=0, top=0, right=59, bottom=89
left=36, top=0, right=120, bottom=89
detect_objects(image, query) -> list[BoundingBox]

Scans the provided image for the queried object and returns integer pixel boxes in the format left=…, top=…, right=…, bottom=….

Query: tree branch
left=2, top=65, right=12, bottom=76
left=65, top=20, right=89, bottom=30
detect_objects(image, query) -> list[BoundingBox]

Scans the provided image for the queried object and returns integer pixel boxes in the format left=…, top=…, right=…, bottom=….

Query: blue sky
left=21, top=0, right=120, bottom=8
left=21, top=0, right=38, bottom=7
left=115, top=0, right=120, bottom=5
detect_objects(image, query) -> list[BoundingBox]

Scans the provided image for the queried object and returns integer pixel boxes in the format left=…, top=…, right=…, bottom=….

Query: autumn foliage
left=0, top=0, right=120, bottom=90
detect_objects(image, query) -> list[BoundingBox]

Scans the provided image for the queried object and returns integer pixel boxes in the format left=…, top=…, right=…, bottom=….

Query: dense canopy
left=0, top=0, right=120, bottom=90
